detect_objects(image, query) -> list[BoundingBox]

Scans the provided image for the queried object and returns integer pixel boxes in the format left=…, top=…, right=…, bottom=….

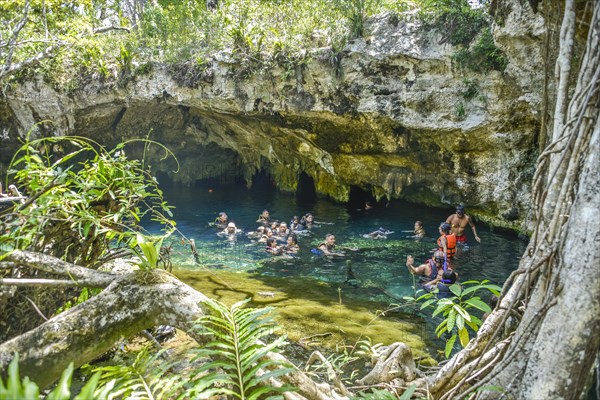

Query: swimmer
left=257, top=209, right=272, bottom=225
left=283, top=234, right=300, bottom=254
left=247, top=226, right=265, bottom=239
left=299, top=213, right=314, bottom=228
left=265, top=237, right=283, bottom=255
left=413, top=221, right=426, bottom=239
left=289, top=215, right=305, bottom=232
left=363, top=227, right=394, bottom=239
left=213, top=211, right=229, bottom=228
left=275, top=222, right=289, bottom=237
left=257, top=227, right=273, bottom=243
left=405, top=251, right=445, bottom=286
left=218, top=222, right=241, bottom=238
left=316, top=234, right=344, bottom=256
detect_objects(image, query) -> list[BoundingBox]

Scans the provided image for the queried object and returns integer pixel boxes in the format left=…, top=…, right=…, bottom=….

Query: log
left=0, top=269, right=209, bottom=388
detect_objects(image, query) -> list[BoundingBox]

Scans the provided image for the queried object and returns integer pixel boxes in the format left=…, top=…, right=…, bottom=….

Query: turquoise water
left=146, top=181, right=527, bottom=303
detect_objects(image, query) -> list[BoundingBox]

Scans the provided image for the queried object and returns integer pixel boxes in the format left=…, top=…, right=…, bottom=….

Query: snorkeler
left=405, top=251, right=445, bottom=286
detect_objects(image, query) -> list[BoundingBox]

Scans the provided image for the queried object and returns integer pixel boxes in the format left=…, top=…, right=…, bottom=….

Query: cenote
left=145, top=175, right=527, bottom=360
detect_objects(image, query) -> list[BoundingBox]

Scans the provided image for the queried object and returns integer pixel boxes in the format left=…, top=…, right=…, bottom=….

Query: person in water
left=317, top=234, right=344, bottom=256
left=365, top=227, right=393, bottom=239
left=275, top=222, right=289, bottom=237
left=219, top=222, right=241, bottom=237
left=257, top=209, right=272, bottom=225
left=431, top=269, right=458, bottom=298
left=437, top=222, right=457, bottom=261
left=413, top=221, right=426, bottom=239
left=214, top=212, right=229, bottom=228
left=289, top=216, right=305, bottom=231
left=299, top=213, right=314, bottom=228
left=257, top=227, right=273, bottom=243
left=405, top=251, right=445, bottom=285
left=247, top=226, right=265, bottom=239
left=446, top=204, right=481, bottom=244
left=265, top=237, right=282, bottom=255
left=283, top=234, right=300, bottom=254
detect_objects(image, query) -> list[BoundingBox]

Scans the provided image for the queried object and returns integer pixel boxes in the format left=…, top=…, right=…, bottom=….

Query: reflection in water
left=145, top=182, right=527, bottom=304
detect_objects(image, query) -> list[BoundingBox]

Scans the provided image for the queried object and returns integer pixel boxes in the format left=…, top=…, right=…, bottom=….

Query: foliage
left=186, top=298, right=294, bottom=399
left=1, top=0, right=426, bottom=86
left=0, top=135, right=176, bottom=267
left=417, top=280, right=501, bottom=358
left=420, top=0, right=488, bottom=46
left=305, top=338, right=381, bottom=385
left=419, top=0, right=507, bottom=73
left=0, top=352, right=111, bottom=400
left=90, top=346, right=184, bottom=400
left=456, top=27, right=509, bottom=72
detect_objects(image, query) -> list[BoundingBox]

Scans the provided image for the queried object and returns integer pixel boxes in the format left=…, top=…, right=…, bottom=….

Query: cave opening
left=296, top=172, right=317, bottom=205
left=347, top=185, right=377, bottom=213
left=250, top=169, right=277, bottom=194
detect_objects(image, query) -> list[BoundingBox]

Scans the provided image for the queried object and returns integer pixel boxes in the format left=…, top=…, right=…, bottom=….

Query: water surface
left=147, top=182, right=527, bottom=303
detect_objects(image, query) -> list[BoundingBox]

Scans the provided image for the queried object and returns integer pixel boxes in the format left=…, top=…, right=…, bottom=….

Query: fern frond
left=186, top=298, right=295, bottom=399
left=91, top=346, right=184, bottom=400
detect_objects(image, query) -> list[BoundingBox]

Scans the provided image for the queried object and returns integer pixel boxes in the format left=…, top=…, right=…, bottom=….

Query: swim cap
left=227, top=222, right=236, bottom=228
left=456, top=204, right=465, bottom=211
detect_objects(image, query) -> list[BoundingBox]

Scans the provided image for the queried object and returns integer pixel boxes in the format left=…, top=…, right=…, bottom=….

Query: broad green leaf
left=447, top=309, right=456, bottom=333
left=445, top=334, right=457, bottom=358
left=464, top=297, right=492, bottom=313
left=456, top=313, right=464, bottom=331
left=449, top=283, right=462, bottom=297
left=458, top=326, right=470, bottom=347
left=453, top=304, right=472, bottom=322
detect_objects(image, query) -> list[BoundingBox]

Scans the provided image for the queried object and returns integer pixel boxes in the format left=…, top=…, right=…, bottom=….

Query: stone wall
left=0, top=9, right=545, bottom=230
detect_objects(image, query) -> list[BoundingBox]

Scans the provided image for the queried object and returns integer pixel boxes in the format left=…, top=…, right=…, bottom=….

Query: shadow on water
left=146, top=181, right=527, bottom=359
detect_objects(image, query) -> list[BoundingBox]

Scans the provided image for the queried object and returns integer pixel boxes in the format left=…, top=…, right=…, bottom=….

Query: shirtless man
left=446, top=204, right=481, bottom=244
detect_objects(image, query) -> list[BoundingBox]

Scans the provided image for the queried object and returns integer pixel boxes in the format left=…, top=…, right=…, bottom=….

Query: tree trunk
left=0, top=268, right=210, bottom=388
left=430, top=1, right=600, bottom=398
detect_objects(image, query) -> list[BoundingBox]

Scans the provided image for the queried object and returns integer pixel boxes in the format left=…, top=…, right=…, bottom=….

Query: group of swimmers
left=210, top=203, right=482, bottom=297
left=211, top=210, right=317, bottom=256
left=406, top=204, right=481, bottom=298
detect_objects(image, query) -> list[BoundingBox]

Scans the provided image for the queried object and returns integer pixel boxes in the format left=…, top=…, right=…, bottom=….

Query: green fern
left=186, top=299, right=295, bottom=399
left=91, top=346, right=184, bottom=400
left=0, top=352, right=110, bottom=400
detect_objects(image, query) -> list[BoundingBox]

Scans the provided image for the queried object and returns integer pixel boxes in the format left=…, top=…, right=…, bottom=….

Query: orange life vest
left=438, top=234, right=457, bottom=258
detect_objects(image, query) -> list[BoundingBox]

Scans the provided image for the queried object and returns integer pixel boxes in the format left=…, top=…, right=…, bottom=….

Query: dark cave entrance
left=347, top=185, right=377, bottom=213
left=296, top=172, right=317, bottom=205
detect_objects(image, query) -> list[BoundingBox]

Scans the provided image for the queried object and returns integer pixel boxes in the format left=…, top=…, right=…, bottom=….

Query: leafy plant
left=133, top=232, right=168, bottom=270
left=418, top=280, right=501, bottom=358
left=0, top=352, right=112, bottom=400
left=1, top=135, right=177, bottom=267
left=186, top=298, right=294, bottom=399
left=90, top=346, right=184, bottom=399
